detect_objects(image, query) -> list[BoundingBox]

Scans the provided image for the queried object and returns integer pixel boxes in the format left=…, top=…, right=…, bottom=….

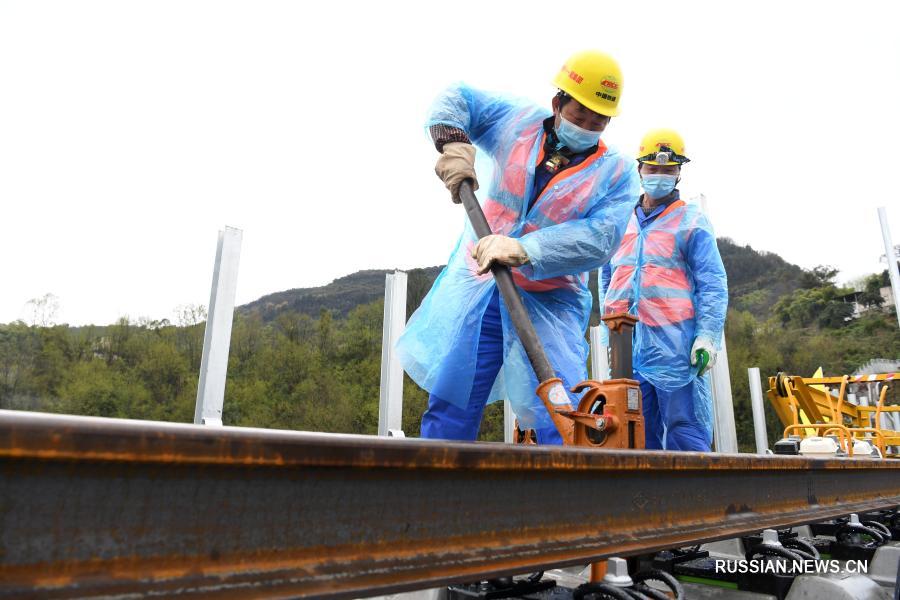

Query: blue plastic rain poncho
left=602, top=198, right=728, bottom=438
left=396, top=83, right=640, bottom=430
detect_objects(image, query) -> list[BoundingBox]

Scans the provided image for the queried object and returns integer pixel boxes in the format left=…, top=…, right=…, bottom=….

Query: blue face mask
left=641, top=174, right=678, bottom=199
left=555, top=116, right=602, bottom=152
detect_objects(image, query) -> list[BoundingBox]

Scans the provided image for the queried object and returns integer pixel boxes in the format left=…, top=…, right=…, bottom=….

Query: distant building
left=836, top=290, right=866, bottom=320
left=882, top=285, right=895, bottom=308
left=836, top=285, right=894, bottom=320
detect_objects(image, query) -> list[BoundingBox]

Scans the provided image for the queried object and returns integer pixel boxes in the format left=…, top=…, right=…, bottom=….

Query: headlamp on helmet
left=637, top=145, right=690, bottom=166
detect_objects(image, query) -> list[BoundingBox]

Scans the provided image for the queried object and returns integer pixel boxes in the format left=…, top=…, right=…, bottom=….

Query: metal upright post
left=504, top=400, right=515, bottom=444
left=748, top=367, right=768, bottom=453
left=855, top=393, right=871, bottom=427
left=194, top=227, right=243, bottom=426
left=592, top=265, right=611, bottom=383
left=378, top=271, right=407, bottom=437
left=877, top=207, right=900, bottom=328
left=601, top=313, right=637, bottom=380
left=695, top=194, right=738, bottom=453
left=589, top=326, right=609, bottom=382
left=710, top=337, right=739, bottom=452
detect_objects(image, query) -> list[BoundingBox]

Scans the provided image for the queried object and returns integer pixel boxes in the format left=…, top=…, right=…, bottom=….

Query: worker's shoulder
left=681, top=202, right=708, bottom=219
left=598, top=144, right=639, bottom=176
left=598, top=143, right=629, bottom=161
left=442, top=82, right=543, bottom=111
left=592, top=142, right=621, bottom=161
left=680, top=203, right=717, bottom=235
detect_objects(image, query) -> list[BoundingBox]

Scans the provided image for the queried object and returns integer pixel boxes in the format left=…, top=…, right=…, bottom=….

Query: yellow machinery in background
left=768, top=371, right=900, bottom=457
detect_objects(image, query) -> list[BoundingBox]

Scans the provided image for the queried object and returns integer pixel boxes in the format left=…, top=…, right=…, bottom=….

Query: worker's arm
left=516, top=158, right=639, bottom=280
left=428, top=124, right=471, bottom=152
left=426, top=83, right=532, bottom=156
left=599, top=262, right=613, bottom=300
left=686, top=214, right=729, bottom=346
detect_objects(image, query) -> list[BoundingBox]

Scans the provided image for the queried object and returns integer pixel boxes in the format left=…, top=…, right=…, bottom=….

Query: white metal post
left=877, top=207, right=900, bottom=328
left=194, top=227, right=243, bottom=426
left=748, top=367, right=768, bottom=454
left=710, top=339, right=738, bottom=452
left=504, top=400, right=515, bottom=444
left=378, top=271, right=407, bottom=437
left=857, top=394, right=871, bottom=427
left=589, top=326, right=609, bottom=382
left=697, top=194, right=739, bottom=453
left=880, top=406, right=893, bottom=431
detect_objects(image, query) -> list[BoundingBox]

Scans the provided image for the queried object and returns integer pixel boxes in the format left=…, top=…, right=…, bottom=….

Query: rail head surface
left=1, top=409, right=899, bottom=599
left=1, top=408, right=898, bottom=471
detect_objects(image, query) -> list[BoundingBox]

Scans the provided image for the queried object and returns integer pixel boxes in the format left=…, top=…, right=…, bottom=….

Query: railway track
left=1, top=409, right=899, bottom=598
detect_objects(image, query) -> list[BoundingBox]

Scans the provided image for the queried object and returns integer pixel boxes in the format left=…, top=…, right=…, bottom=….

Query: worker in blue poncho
left=396, top=50, right=640, bottom=443
left=602, top=129, right=728, bottom=451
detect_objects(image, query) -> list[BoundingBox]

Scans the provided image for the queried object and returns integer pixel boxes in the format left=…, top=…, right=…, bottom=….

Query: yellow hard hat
left=552, top=50, right=623, bottom=117
left=636, top=128, right=691, bottom=165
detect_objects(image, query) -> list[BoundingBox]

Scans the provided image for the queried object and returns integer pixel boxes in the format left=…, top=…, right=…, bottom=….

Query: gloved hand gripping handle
left=458, top=181, right=574, bottom=427
left=458, top=180, right=555, bottom=382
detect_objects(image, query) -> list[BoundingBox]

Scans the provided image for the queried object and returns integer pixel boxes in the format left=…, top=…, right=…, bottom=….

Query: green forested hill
left=717, top=238, right=806, bottom=317
left=239, top=267, right=444, bottom=321
left=0, top=240, right=897, bottom=451
left=237, top=238, right=804, bottom=322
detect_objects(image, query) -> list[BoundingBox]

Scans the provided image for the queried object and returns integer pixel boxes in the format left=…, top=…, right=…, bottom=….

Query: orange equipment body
left=558, top=379, right=644, bottom=449
left=768, top=372, right=900, bottom=457
left=525, top=312, right=645, bottom=450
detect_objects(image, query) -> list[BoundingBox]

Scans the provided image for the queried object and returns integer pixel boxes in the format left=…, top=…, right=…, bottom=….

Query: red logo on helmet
left=601, top=79, right=619, bottom=90
left=561, top=65, right=584, bottom=84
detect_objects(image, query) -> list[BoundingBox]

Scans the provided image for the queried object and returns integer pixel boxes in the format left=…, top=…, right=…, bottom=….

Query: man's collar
left=636, top=189, right=680, bottom=209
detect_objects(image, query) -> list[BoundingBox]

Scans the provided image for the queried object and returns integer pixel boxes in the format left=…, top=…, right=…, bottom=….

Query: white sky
left=1, top=0, right=899, bottom=325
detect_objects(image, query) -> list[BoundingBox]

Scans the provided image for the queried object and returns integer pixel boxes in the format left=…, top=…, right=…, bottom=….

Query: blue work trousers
left=420, top=289, right=563, bottom=444
left=636, top=371, right=711, bottom=451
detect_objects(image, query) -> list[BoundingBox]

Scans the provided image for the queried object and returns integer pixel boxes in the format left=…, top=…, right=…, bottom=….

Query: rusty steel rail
left=1, top=410, right=900, bottom=598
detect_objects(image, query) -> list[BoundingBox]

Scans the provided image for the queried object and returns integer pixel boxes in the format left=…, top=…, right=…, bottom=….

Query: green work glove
left=690, top=336, right=717, bottom=376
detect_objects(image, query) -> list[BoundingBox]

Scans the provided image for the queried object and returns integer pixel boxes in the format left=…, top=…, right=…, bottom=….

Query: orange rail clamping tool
left=527, top=312, right=644, bottom=449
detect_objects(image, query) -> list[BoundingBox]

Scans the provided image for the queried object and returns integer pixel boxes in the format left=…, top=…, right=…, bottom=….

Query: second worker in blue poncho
left=602, top=129, right=728, bottom=451
left=396, top=50, right=640, bottom=443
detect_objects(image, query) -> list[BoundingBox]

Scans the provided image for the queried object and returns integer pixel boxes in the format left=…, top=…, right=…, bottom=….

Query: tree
left=32, top=325, right=71, bottom=396
left=405, top=268, right=437, bottom=320
left=57, top=361, right=152, bottom=418
left=174, top=304, right=207, bottom=371
left=817, top=302, right=853, bottom=328
left=800, top=265, right=838, bottom=289
left=136, top=340, right=190, bottom=410
left=106, top=317, right=134, bottom=365
left=26, top=293, right=60, bottom=327
left=0, top=322, right=40, bottom=409
left=859, top=274, right=885, bottom=308
left=316, top=309, right=335, bottom=356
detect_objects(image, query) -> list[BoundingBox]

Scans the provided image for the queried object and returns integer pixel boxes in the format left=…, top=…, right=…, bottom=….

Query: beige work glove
left=472, top=234, right=529, bottom=275
left=435, top=142, right=479, bottom=203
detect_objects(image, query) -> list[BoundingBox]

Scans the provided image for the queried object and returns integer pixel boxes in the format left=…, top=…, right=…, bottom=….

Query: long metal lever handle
left=458, top=180, right=556, bottom=383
